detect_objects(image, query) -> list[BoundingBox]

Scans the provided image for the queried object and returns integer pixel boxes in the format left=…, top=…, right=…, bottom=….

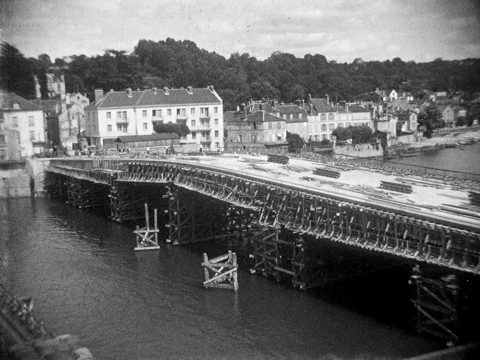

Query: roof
left=86, top=87, right=221, bottom=110
left=310, top=98, right=334, bottom=113
left=35, top=99, right=63, bottom=113
left=347, top=104, right=370, bottom=113
left=0, top=92, right=43, bottom=112
left=114, top=133, right=180, bottom=143
left=246, top=110, right=285, bottom=123
left=275, top=104, right=305, bottom=114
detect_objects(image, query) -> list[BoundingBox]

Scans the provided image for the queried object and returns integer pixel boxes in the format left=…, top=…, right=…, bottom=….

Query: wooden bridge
left=44, top=155, right=480, bottom=343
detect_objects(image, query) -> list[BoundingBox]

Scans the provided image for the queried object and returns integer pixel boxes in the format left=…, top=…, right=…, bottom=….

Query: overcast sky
left=1, top=0, right=479, bottom=63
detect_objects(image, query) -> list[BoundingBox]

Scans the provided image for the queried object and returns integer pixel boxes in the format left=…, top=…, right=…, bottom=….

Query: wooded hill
left=2, top=38, right=480, bottom=110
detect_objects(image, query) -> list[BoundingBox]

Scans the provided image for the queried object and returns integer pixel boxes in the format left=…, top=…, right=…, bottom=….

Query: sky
left=1, top=0, right=480, bottom=63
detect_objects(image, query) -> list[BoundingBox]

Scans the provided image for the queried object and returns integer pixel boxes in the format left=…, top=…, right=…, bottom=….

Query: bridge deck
left=134, top=154, right=479, bottom=230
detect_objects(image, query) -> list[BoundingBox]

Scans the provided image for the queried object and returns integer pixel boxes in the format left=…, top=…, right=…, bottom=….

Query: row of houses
left=224, top=96, right=373, bottom=152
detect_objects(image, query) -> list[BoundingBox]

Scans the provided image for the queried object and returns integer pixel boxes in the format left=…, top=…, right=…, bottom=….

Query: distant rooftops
left=0, top=92, right=43, bottom=112
left=86, top=86, right=221, bottom=110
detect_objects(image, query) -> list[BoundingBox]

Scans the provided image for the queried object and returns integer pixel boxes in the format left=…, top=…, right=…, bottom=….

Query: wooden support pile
left=133, top=203, right=160, bottom=251
left=202, top=251, right=239, bottom=291
left=313, top=167, right=341, bottom=178
left=267, top=154, right=289, bottom=164
left=469, top=191, right=480, bottom=206
left=379, top=180, right=413, bottom=193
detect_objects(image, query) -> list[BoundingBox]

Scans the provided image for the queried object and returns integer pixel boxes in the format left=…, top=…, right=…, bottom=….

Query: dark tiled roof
left=0, top=92, right=42, bottom=111
left=310, top=98, right=334, bottom=113
left=88, top=88, right=221, bottom=109
left=275, top=104, right=304, bottom=114
left=114, top=133, right=180, bottom=143
left=36, top=99, right=63, bottom=113
left=348, top=104, right=369, bottom=113
left=246, top=110, right=284, bottom=123
left=249, top=102, right=276, bottom=113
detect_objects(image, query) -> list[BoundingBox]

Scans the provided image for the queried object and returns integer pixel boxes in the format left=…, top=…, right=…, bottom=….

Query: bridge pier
left=410, top=264, right=480, bottom=345
left=108, top=184, right=148, bottom=223
left=64, top=179, right=108, bottom=209
left=165, top=186, right=256, bottom=245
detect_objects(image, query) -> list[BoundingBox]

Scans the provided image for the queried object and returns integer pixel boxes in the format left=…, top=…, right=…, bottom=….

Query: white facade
left=86, top=88, right=224, bottom=151
left=3, top=110, right=45, bottom=157
left=307, top=110, right=372, bottom=141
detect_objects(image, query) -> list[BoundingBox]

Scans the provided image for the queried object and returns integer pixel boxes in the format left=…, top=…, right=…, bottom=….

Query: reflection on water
left=1, top=197, right=441, bottom=359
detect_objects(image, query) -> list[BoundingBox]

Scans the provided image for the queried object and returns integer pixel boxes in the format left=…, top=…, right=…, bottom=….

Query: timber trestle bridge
left=45, top=155, right=480, bottom=344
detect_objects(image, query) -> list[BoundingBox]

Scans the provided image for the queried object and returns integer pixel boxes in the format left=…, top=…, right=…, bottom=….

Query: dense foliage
left=418, top=105, right=444, bottom=138
left=2, top=39, right=480, bottom=110
left=332, top=124, right=375, bottom=144
left=286, top=132, right=305, bottom=152
left=153, top=122, right=190, bottom=137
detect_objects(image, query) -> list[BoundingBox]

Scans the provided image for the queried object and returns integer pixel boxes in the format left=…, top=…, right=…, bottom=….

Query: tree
left=153, top=122, right=190, bottom=137
left=349, top=124, right=374, bottom=144
left=418, top=104, right=444, bottom=138
left=0, top=42, right=36, bottom=98
left=331, top=127, right=352, bottom=144
left=286, top=132, right=305, bottom=153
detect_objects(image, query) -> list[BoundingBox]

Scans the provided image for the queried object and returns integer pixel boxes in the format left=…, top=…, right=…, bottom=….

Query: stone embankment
left=0, top=158, right=49, bottom=198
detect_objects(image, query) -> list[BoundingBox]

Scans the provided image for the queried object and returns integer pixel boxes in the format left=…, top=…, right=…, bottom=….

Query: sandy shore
left=393, top=127, right=480, bottom=149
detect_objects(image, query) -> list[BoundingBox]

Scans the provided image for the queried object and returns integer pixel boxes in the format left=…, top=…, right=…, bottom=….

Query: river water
left=5, top=145, right=478, bottom=359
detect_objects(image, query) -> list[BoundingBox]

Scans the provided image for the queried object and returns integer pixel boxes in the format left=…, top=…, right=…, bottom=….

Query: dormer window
left=13, top=103, right=20, bottom=110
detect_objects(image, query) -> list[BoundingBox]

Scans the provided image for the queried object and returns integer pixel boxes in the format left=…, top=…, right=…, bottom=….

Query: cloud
left=3, top=0, right=480, bottom=62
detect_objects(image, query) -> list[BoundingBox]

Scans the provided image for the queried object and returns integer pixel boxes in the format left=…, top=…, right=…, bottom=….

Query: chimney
left=126, top=88, right=132, bottom=97
left=346, top=103, right=349, bottom=112
left=236, top=105, right=240, bottom=111
left=163, top=87, right=169, bottom=95
left=153, top=87, right=157, bottom=95
left=187, top=86, right=193, bottom=94
left=325, top=94, right=329, bottom=103
left=209, top=85, right=215, bottom=92
left=301, top=100, right=305, bottom=108
left=94, top=89, right=104, bottom=103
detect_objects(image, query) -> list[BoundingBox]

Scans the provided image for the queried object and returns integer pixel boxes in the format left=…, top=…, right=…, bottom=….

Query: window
left=268, top=122, right=273, bottom=129
left=152, top=110, right=156, bottom=117
left=12, top=117, right=18, bottom=127
left=277, top=122, right=281, bottom=129
left=191, top=131, right=196, bottom=139
left=328, top=113, right=335, bottom=121
left=215, top=130, right=219, bottom=138
left=282, top=114, right=286, bottom=119
left=191, top=119, right=196, bottom=127
left=167, top=109, right=172, bottom=116
left=107, top=125, right=112, bottom=132
left=191, top=108, right=195, bottom=115
left=329, top=123, right=335, bottom=131
left=289, top=114, right=293, bottom=120
left=116, top=111, right=121, bottom=119
left=252, top=135, right=257, bottom=143
left=177, top=108, right=181, bottom=116
left=214, top=107, right=218, bottom=114
left=28, top=116, right=35, bottom=127
left=143, top=123, right=148, bottom=130
left=214, top=119, right=218, bottom=126
left=215, top=142, right=219, bottom=149
left=142, top=110, right=147, bottom=117
left=320, top=114, right=326, bottom=121
left=299, top=113, right=302, bottom=119
left=321, top=124, right=327, bottom=132
left=238, top=134, right=242, bottom=142
left=30, top=131, right=35, bottom=141
left=252, top=122, right=257, bottom=130
left=158, top=109, right=162, bottom=118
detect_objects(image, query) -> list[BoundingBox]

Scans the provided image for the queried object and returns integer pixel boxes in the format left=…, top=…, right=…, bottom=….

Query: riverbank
left=391, top=128, right=480, bottom=154
left=0, top=158, right=49, bottom=198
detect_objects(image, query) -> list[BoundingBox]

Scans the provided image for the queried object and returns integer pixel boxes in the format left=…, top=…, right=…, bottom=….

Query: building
left=306, top=96, right=372, bottom=141
left=0, top=92, right=45, bottom=158
left=103, top=133, right=180, bottom=152
left=46, top=73, right=66, bottom=100
left=242, top=99, right=309, bottom=140
left=438, top=104, right=455, bottom=128
left=224, top=107, right=287, bottom=153
left=85, top=86, right=223, bottom=151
